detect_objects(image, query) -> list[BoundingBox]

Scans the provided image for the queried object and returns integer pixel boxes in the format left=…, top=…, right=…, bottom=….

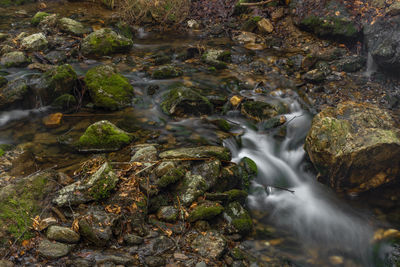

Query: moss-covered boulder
left=1, top=51, right=29, bottom=67
left=85, top=65, right=134, bottom=110
left=160, top=85, right=213, bottom=117
left=0, top=78, right=28, bottom=109
left=241, top=100, right=288, bottom=122
left=202, top=49, right=231, bottom=69
left=51, top=94, right=77, bottom=110
left=223, top=201, right=253, bottom=235
left=152, top=65, right=182, bottom=79
left=81, top=28, right=133, bottom=56
left=159, top=146, right=231, bottom=161
left=305, top=101, right=400, bottom=193
left=58, top=17, right=90, bottom=36
left=76, top=120, right=133, bottom=152
left=0, top=171, right=58, bottom=246
left=31, top=11, right=50, bottom=26
left=157, top=168, right=185, bottom=188
left=188, top=201, right=224, bottom=222
left=290, top=0, right=360, bottom=40
left=52, top=162, right=119, bottom=207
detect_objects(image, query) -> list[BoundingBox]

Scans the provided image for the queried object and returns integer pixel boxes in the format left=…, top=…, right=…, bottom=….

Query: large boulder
left=290, top=0, right=361, bottom=40
left=84, top=65, right=134, bottom=110
left=305, top=101, right=400, bottom=193
left=364, top=15, right=400, bottom=71
left=81, top=28, right=133, bottom=56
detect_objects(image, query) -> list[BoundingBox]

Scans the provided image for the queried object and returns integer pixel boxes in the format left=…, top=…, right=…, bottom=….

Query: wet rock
left=81, top=28, right=133, bottom=56
left=202, top=49, right=231, bottom=69
left=85, top=65, right=134, bottom=110
left=38, top=239, right=72, bottom=259
left=334, top=55, right=366, bottom=73
left=53, top=161, right=119, bottom=206
left=145, top=256, right=165, bottom=267
left=188, top=201, right=224, bottom=222
left=0, top=78, right=28, bottom=109
left=191, top=230, right=226, bottom=259
left=241, top=100, right=288, bottom=122
left=223, top=201, right=253, bottom=235
left=257, top=18, right=273, bottom=33
left=130, top=145, right=157, bottom=162
left=76, top=120, right=133, bottom=152
left=78, top=206, right=118, bottom=246
left=157, top=206, right=179, bottom=222
left=364, top=16, right=400, bottom=71
left=160, top=146, right=231, bottom=161
left=305, top=101, right=400, bottom=193
left=31, top=11, right=50, bottom=26
left=21, top=33, right=48, bottom=51
left=124, top=233, right=143, bottom=245
left=58, top=17, right=90, bottom=36
left=46, top=225, right=80, bottom=243
left=1, top=51, right=29, bottom=67
left=290, top=0, right=360, bottom=40
left=160, top=85, right=213, bottom=117
left=0, top=260, right=13, bottom=267
left=152, top=65, right=182, bottom=79
left=52, top=94, right=77, bottom=110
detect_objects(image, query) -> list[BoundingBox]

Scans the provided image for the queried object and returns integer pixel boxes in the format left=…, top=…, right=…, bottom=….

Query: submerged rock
left=21, top=33, right=48, bottom=51
left=161, top=85, right=213, bottom=117
left=52, top=162, right=119, bottom=206
left=58, top=17, right=90, bottom=36
left=305, top=101, right=400, bottom=193
left=1, top=51, right=29, bottom=67
left=85, top=65, right=134, bottom=110
left=76, top=120, right=133, bottom=152
left=81, top=28, right=133, bottom=56
left=191, top=230, right=226, bottom=259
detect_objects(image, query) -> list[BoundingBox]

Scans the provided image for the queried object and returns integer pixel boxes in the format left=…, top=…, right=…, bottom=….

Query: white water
left=365, top=52, right=378, bottom=79
left=0, top=107, right=48, bottom=127
left=225, top=96, right=376, bottom=265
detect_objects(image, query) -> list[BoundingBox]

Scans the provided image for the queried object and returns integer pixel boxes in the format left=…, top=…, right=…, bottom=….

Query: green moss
left=240, top=157, right=257, bottom=175
left=231, top=247, right=246, bottom=260
left=226, top=189, right=248, bottom=203
left=82, top=28, right=133, bottom=56
left=225, top=201, right=253, bottom=235
left=52, top=94, right=77, bottom=109
left=89, top=164, right=117, bottom=200
left=85, top=65, right=134, bottom=110
left=77, top=120, right=133, bottom=151
left=0, top=148, right=3, bottom=157
left=188, top=202, right=224, bottom=222
left=232, top=217, right=253, bottom=234
left=152, top=65, right=182, bottom=79
left=157, top=168, right=185, bottom=188
left=300, top=15, right=358, bottom=39
left=31, top=12, right=50, bottom=26
left=44, top=64, right=77, bottom=98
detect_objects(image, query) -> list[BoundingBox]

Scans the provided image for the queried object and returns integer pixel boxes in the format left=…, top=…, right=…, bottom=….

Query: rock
left=303, top=69, right=326, bottom=83
left=39, top=14, right=58, bottom=33
left=21, top=33, right=48, bottom=51
left=155, top=161, right=175, bottom=177
left=144, top=256, right=165, bottom=267
left=31, top=11, right=50, bottom=26
left=0, top=45, right=14, bottom=55
left=157, top=206, right=179, bottom=222
left=157, top=168, right=185, bottom=188
left=159, top=146, right=231, bottom=161
left=76, top=120, right=133, bottom=152
left=334, top=55, right=366, bottom=73
left=130, top=145, right=157, bottom=162
left=290, top=0, right=360, bottom=40
left=38, top=239, right=72, bottom=259
left=201, top=49, right=231, bottom=69
left=45, top=50, right=67, bottom=64
left=241, top=100, right=288, bottom=122
left=388, top=2, right=400, bottom=16
left=195, top=262, right=207, bottom=267
left=123, top=233, right=143, bottom=245
left=152, top=65, right=182, bottom=79
left=1, top=51, right=29, bottom=67
left=0, top=33, right=8, bottom=41
left=191, top=230, right=226, bottom=259
left=187, top=19, right=200, bottom=29
left=52, top=94, right=77, bottom=109
left=42, top=113, right=63, bottom=128
left=78, top=206, right=118, bottom=246
left=32, top=64, right=77, bottom=104
left=0, top=78, right=28, bottom=109
left=151, top=236, right=175, bottom=254
left=85, top=65, right=134, bottom=110
left=160, top=85, right=213, bottom=117
left=305, top=101, right=400, bottom=193
left=188, top=201, right=224, bottom=222
left=81, top=28, right=133, bottom=56
left=364, top=16, right=400, bottom=71
left=257, top=18, right=273, bottom=33
left=52, top=162, right=119, bottom=206
left=0, top=260, right=13, bottom=267
left=58, top=17, right=90, bottom=36
left=46, top=226, right=80, bottom=243
left=177, top=171, right=207, bottom=206
left=223, top=201, right=253, bottom=235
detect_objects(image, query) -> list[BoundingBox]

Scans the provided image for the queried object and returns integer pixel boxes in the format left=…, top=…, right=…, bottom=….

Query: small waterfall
left=224, top=95, right=376, bottom=265
left=0, top=107, right=48, bottom=127
left=365, top=52, right=378, bottom=79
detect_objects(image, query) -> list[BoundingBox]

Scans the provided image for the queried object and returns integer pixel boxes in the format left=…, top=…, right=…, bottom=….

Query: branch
left=240, top=0, right=275, bottom=6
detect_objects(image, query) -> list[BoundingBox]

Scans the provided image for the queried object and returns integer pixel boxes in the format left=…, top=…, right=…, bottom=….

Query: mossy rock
left=152, top=65, right=182, bottom=79
left=85, top=65, right=134, bottom=110
left=31, top=12, right=50, bottom=26
left=52, top=94, right=77, bottom=110
left=0, top=148, right=4, bottom=157
left=159, top=146, right=231, bottom=161
left=160, top=85, right=213, bottom=117
left=0, top=78, right=29, bottom=109
left=42, top=64, right=78, bottom=101
left=157, top=168, right=185, bottom=188
left=58, top=17, right=90, bottom=36
left=300, top=15, right=358, bottom=39
left=1, top=51, right=30, bottom=68
left=201, top=49, right=231, bottom=69
left=188, top=201, right=224, bottom=222
left=241, top=100, right=288, bottom=122
left=177, top=172, right=208, bottom=206
left=76, top=120, right=133, bottom=152
left=81, top=28, right=133, bottom=56
left=223, top=201, right=253, bottom=235
left=241, top=16, right=262, bottom=32
left=0, top=171, right=58, bottom=245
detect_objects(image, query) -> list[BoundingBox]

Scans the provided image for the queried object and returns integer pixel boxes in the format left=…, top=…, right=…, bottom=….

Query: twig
left=51, top=207, right=68, bottom=223
left=285, top=114, right=304, bottom=125
left=267, top=185, right=295, bottom=194
left=240, top=0, right=274, bottom=6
